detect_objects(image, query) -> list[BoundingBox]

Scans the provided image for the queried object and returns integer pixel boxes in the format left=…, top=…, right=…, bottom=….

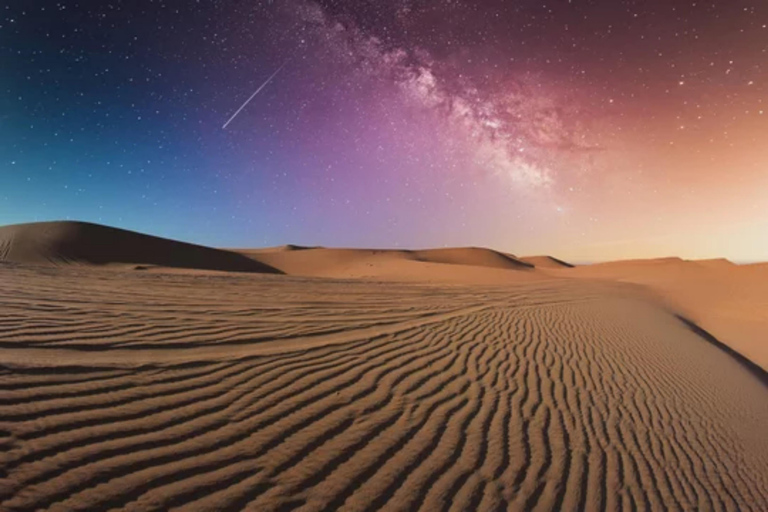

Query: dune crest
left=238, top=246, right=535, bottom=282
left=693, top=258, right=735, bottom=267
left=519, top=255, right=575, bottom=268
left=412, top=247, right=534, bottom=269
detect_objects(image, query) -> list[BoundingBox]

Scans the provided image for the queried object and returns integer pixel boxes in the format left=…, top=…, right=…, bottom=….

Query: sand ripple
left=1, top=265, right=767, bottom=511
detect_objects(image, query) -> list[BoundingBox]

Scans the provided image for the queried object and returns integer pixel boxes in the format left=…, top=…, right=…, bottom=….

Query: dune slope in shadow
left=0, top=221, right=281, bottom=274
left=519, top=255, right=575, bottom=269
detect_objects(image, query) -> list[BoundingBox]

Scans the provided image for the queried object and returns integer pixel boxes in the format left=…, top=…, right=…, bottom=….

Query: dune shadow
left=549, top=256, right=575, bottom=268
left=675, top=315, right=768, bottom=388
left=0, top=221, right=284, bottom=274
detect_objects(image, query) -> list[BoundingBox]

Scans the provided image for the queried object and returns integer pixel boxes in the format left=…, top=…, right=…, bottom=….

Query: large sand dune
left=1, top=261, right=767, bottom=511
left=0, top=221, right=280, bottom=274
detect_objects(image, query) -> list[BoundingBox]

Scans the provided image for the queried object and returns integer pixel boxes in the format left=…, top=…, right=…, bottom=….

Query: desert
left=1, top=221, right=767, bottom=511
left=6, top=0, right=768, bottom=509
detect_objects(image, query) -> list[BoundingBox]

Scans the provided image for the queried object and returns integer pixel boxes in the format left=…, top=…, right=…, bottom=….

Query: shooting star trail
left=222, top=60, right=289, bottom=130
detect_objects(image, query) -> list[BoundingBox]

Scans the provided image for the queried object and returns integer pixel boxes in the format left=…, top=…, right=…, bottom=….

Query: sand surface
left=2, top=262, right=768, bottom=511
left=555, top=258, right=768, bottom=372
left=1, top=222, right=768, bottom=511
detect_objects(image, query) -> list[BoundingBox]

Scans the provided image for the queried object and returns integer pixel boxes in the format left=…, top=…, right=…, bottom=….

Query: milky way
left=1, top=0, right=766, bottom=260
left=282, top=0, right=598, bottom=191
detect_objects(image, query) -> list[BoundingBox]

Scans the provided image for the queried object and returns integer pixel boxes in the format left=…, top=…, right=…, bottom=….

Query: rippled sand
left=1, top=264, right=767, bottom=511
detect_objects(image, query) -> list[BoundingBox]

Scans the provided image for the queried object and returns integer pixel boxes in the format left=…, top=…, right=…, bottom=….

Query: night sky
left=2, top=0, right=767, bottom=261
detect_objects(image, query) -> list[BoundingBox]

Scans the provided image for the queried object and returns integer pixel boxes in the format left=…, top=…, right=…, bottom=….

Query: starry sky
left=1, top=0, right=767, bottom=261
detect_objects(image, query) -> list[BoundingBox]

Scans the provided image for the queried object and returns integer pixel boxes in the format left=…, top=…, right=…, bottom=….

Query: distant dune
left=519, top=255, right=574, bottom=268
left=693, top=258, right=735, bottom=268
left=0, top=221, right=281, bottom=274
left=412, top=247, right=533, bottom=269
left=241, top=244, right=320, bottom=253
left=577, top=257, right=735, bottom=269
left=237, top=246, right=537, bottom=283
left=582, top=256, right=685, bottom=267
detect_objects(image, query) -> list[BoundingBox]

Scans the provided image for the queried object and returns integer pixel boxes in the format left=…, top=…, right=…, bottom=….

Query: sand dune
left=554, top=257, right=768, bottom=371
left=1, top=223, right=767, bottom=511
left=241, top=244, right=320, bottom=253
left=0, top=221, right=280, bottom=274
left=1, top=263, right=768, bottom=511
left=519, top=255, right=574, bottom=269
left=692, top=258, right=735, bottom=268
left=238, top=246, right=534, bottom=283
left=412, top=247, right=533, bottom=270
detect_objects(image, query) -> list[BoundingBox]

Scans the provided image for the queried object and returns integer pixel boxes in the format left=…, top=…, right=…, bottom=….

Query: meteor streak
left=222, top=60, right=289, bottom=129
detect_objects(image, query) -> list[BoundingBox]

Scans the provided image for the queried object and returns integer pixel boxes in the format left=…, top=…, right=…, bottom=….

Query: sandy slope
left=234, top=247, right=538, bottom=284
left=1, top=263, right=767, bottom=511
left=0, top=221, right=280, bottom=274
left=519, top=255, right=574, bottom=269
left=554, top=258, right=768, bottom=371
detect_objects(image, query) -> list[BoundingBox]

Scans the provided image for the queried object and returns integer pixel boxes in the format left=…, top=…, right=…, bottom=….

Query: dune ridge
left=519, top=255, right=575, bottom=269
left=411, top=247, right=534, bottom=270
left=239, top=246, right=535, bottom=282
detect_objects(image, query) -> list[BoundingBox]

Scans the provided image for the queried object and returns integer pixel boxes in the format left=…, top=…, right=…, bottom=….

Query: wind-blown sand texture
left=2, top=260, right=768, bottom=511
left=556, top=257, right=768, bottom=372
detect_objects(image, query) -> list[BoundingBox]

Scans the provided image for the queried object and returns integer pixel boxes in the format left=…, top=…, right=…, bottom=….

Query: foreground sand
left=1, top=263, right=767, bottom=511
